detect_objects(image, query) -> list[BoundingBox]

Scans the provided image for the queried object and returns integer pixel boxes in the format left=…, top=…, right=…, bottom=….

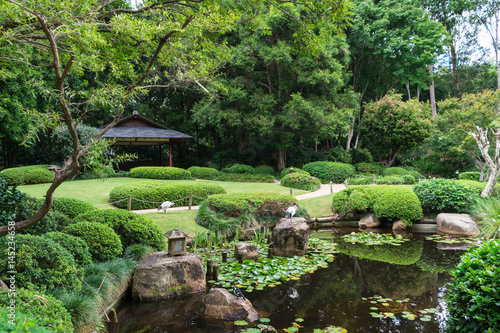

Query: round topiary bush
left=43, top=231, right=92, bottom=267
left=281, top=173, right=321, bottom=191
left=457, top=180, right=500, bottom=197
left=0, top=288, right=73, bottom=333
left=459, top=171, right=481, bottom=181
left=129, top=166, right=192, bottom=180
left=0, top=234, right=83, bottom=291
left=413, top=178, right=480, bottom=213
left=446, top=240, right=500, bottom=332
left=64, top=222, right=122, bottom=261
left=109, top=181, right=226, bottom=210
left=187, top=166, right=219, bottom=180
left=255, top=165, right=275, bottom=175
left=0, top=165, right=55, bottom=185
left=303, top=161, right=355, bottom=183
left=382, top=167, right=409, bottom=176
left=279, top=167, right=311, bottom=179
left=355, top=162, right=384, bottom=175
left=215, top=173, right=275, bottom=183
left=407, top=170, right=423, bottom=179
left=227, top=163, right=255, bottom=174
left=51, top=197, right=97, bottom=218
left=75, top=209, right=166, bottom=251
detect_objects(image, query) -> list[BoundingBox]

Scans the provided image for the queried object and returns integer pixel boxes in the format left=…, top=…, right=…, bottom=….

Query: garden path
left=132, top=183, right=345, bottom=214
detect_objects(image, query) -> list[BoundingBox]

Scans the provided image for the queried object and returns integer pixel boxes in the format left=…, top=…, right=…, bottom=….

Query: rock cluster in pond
left=269, top=217, right=310, bottom=257
left=436, top=213, right=480, bottom=236
left=132, top=252, right=205, bottom=302
left=234, top=243, right=259, bottom=260
left=359, top=213, right=380, bottom=229
left=201, top=288, right=259, bottom=324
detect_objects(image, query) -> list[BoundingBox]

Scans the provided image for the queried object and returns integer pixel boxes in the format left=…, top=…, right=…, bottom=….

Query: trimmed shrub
left=382, top=167, right=409, bottom=176
left=75, top=209, right=166, bottom=251
left=64, top=222, right=122, bottom=261
left=0, top=235, right=83, bottom=291
left=51, top=197, right=97, bottom=218
left=0, top=288, right=73, bottom=333
left=281, top=173, right=321, bottom=191
left=457, top=179, right=500, bottom=197
left=279, top=167, right=311, bottom=179
left=303, top=161, right=355, bottom=183
left=376, top=176, right=404, bottom=185
left=109, top=181, right=226, bottom=210
left=446, top=240, right=500, bottom=332
left=459, top=171, right=481, bottom=181
left=413, top=178, right=480, bottom=213
left=401, top=174, right=416, bottom=184
left=348, top=176, right=374, bottom=185
left=355, top=162, right=384, bottom=175
left=187, top=166, right=219, bottom=180
left=129, top=166, right=192, bottom=180
left=332, top=186, right=423, bottom=226
left=43, top=232, right=92, bottom=267
left=0, top=165, right=55, bottom=186
left=216, top=173, right=275, bottom=183
left=407, top=170, right=423, bottom=179
left=255, top=165, right=275, bottom=175
left=226, top=163, right=255, bottom=174
left=351, top=148, right=373, bottom=164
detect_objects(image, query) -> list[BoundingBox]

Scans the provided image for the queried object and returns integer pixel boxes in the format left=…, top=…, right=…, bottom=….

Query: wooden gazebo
left=100, top=111, right=192, bottom=167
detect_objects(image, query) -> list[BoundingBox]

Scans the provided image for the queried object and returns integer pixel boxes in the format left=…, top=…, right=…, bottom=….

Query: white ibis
left=158, top=201, right=175, bottom=213
left=286, top=203, right=298, bottom=219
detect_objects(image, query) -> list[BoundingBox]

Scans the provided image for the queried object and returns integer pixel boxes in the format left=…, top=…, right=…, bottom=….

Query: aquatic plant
left=364, top=296, right=436, bottom=321
left=341, top=232, right=409, bottom=246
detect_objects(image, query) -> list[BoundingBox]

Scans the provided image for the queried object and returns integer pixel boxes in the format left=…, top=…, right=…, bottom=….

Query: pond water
left=108, top=228, right=470, bottom=333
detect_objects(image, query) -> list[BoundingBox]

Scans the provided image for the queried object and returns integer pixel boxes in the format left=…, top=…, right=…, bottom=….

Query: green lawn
left=143, top=210, right=208, bottom=235
left=298, top=194, right=335, bottom=217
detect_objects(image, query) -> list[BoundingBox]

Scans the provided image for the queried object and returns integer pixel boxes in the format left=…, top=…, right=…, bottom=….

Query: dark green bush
left=332, top=186, right=423, bottom=226
left=413, top=179, right=480, bottom=213
left=457, top=180, right=500, bottom=197
left=75, top=209, right=166, bottom=251
left=459, top=171, right=481, bottom=181
left=327, top=146, right=352, bottom=164
left=401, top=174, right=416, bottom=184
left=348, top=176, right=374, bottom=185
left=303, top=161, right=355, bottom=183
left=51, top=197, right=97, bottom=218
left=376, top=176, right=405, bottom=185
left=446, top=240, right=500, bottom=332
left=212, top=149, right=237, bottom=167
left=43, top=232, right=92, bottom=267
left=0, top=235, right=83, bottom=291
left=227, top=163, right=255, bottom=174
left=0, top=165, right=55, bottom=186
left=279, top=167, right=311, bottom=179
left=64, top=222, right=122, bottom=261
left=129, top=166, right=192, bottom=180
left=355, top=162, right=384, bottom=175
left=281, top=173, right=321, bottom=191
left=407, top=170, right=423, bottom=179
left=187, top=166, right=219, bottom=180
left=351, top=148, right=373, bottom=164
left=382, top=167, right=409, bottom=176
left=109, top=181, right=226, bottom=210
left=255, top=165, right=275, bottom=175
left=0, top=288, right=73, bottom=333
left=216, top=173, right=275, bottom=183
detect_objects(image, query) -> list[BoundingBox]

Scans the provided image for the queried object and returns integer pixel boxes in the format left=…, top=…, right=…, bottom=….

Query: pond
left=108, top=228, right=471, bottom=333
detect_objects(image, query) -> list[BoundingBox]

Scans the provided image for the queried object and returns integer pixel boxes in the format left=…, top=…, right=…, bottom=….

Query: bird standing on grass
left=286, top=203, right=298, bottom=219
left=158, top=201, right=175, bottom=213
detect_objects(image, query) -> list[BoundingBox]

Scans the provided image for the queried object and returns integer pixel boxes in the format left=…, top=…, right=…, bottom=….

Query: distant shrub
left=0, top=234, right=83, bottom=291
left=75, top=209, right=166, bottom=251
left=212, top=149, right=237, bottom=167
left=129, top=166, right=192, bottom=180
left=279, top=167, right=311, bottom=179
left=459, top=171, right=481, bottom=181
left=255, top=165, right=275, bottom=175
left=382, top=167, right=409, bottom=176
left=355, top=162, right=384, bottom=175
left=281, top=173, right=321, bottom=191
left=351, top=148, right=373, bottom=164
left=376, top=176, right=404, bottom=185
left=187, top=166, right=219, bottom=180
left=64, top=222, right=122, bottom=261
left=216, top=173, right=275, bottom=183
left=407, top=170, right=423, bottom=179
left=303, top=161, right=355, bottom=183
left=327, top=146, right=352, bottom=164
left=0, top=288, right=73, bottom=333
left=109, top=181, right=226, bottom=210
left=226, top=163, right=255, bottom=174
left=348, top=176, right=374, bottom=185
left=43, top=232, right=92, bottom=267
left=413, top=179, right=480, bottom=213
left=401, top=174, right=416, bottom=184
left=51, top=197, right=96, bottom=218
left=457, top=180, right=500, bottom=197
left=0, top=165, right=54, bottom=186
left=446, top=240, right=500, bottom=332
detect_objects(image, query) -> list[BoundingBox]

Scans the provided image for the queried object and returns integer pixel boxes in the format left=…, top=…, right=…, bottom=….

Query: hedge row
left=187, top=166, right=219, bottom=180
left=332, top=186, right=423, bottom=226
left=458, top=171, right=481, bottom=181
left=303, top=161, right=355, bottom=183
left=281, top=173, right=321, bottom=191
left=457, top=179, right=500, bottom=197
left=129, top=166, right=192, bottom=180
left=0, top=165, right=55, bottom=185
left=109, top=181, right=226, bottom=210
left=413, top=179, right=480, bottom=213
left=349, top=175, right=415, bottom=185
left=216, top=173, right=275, bottom=183
left=382, top=167, right=423, bottom=179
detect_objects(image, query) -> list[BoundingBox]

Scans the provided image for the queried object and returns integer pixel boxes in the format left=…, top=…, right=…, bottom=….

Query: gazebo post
left=169, top=140, right=173, bottom=167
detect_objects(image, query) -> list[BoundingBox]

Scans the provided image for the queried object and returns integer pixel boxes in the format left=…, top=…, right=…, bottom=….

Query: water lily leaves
left=342, top=232, right=409, bottom=246
left=364, top=296, right=436, bottom=322
left=425, top=234, right=482, bottom=245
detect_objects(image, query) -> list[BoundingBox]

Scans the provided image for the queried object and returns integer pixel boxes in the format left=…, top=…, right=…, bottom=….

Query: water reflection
left=108, top=233, right=466, bottom=333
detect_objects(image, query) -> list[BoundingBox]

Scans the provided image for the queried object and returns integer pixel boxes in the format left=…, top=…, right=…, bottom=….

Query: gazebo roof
left=100, top=111, right=192, bottom=146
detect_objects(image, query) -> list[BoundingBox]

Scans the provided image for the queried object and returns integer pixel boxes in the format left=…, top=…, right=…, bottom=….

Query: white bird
left=158, top=201, right=175, bottom=213
left=286, top=203, right=298, bottom=219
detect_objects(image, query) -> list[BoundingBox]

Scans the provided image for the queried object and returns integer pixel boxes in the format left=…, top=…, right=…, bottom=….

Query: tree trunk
left=277, top=147, right=287, bottom=170
left=346, top=117, right=355, bottom=151
left=405, top=82, right=411, bottom=100
left=428, top=64, right=437, bottom=120
left=469, top=125, right=500, bottom=197
left=0, top=278, right=8, bottom=290
left=354, top=132, right=360, bottom=149
left=483, top=165, right=500, bottom=197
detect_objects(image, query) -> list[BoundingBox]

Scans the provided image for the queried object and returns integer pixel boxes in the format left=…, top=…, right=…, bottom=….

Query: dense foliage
left=129, top=166, right=192, bottom=180
left=413, top=179, right=480, bottom=213
left=355, top=162, right=384, bottom=175
left=109, top=181, right=226, bottom=209
left=51, top=197, right=97, bottom=218
left=215, top=173, right=275, bottom=183
left=446, top=240, right=500, bottom=332
left=254, top=165, right=275, bottom=175
left=187, top=166, right=219, bottom=180
left=43, top=231, right=92, bottom=267
left=281, top=173, right=321, bottom=191
left=303, top=161, right=356, bottom=183
left=0, top=165, right=55, bottom=185
left=226, top=164, right=255, bottom=174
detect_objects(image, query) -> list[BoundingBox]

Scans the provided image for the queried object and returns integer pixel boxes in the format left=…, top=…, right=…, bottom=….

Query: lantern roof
left=165, top=228, right=188, bottom=239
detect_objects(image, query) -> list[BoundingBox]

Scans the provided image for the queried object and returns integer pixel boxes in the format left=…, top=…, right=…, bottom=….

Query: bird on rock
left=233, top=286, right=246, bottom=300
left=286, top=203, right=298, bottom=219
left=158, top=201, right=175, bottom=213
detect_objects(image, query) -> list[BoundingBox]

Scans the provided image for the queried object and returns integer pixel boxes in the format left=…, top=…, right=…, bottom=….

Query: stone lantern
left=165, top=228, right=188, bottom=256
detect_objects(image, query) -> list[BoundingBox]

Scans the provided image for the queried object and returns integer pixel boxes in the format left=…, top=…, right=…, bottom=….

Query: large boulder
left=436, top=213, right=480, bottom=236
left=359, top=213, right=380, bottom=229
left=270, top=218, right=310, bottom=257
left=202, top=288, right=259, bottom=323
left=392, top=220, right=408, bottom=231
left=132, top=252, right=205, bottom=301
left=234, top=243, right=259, bottom=260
